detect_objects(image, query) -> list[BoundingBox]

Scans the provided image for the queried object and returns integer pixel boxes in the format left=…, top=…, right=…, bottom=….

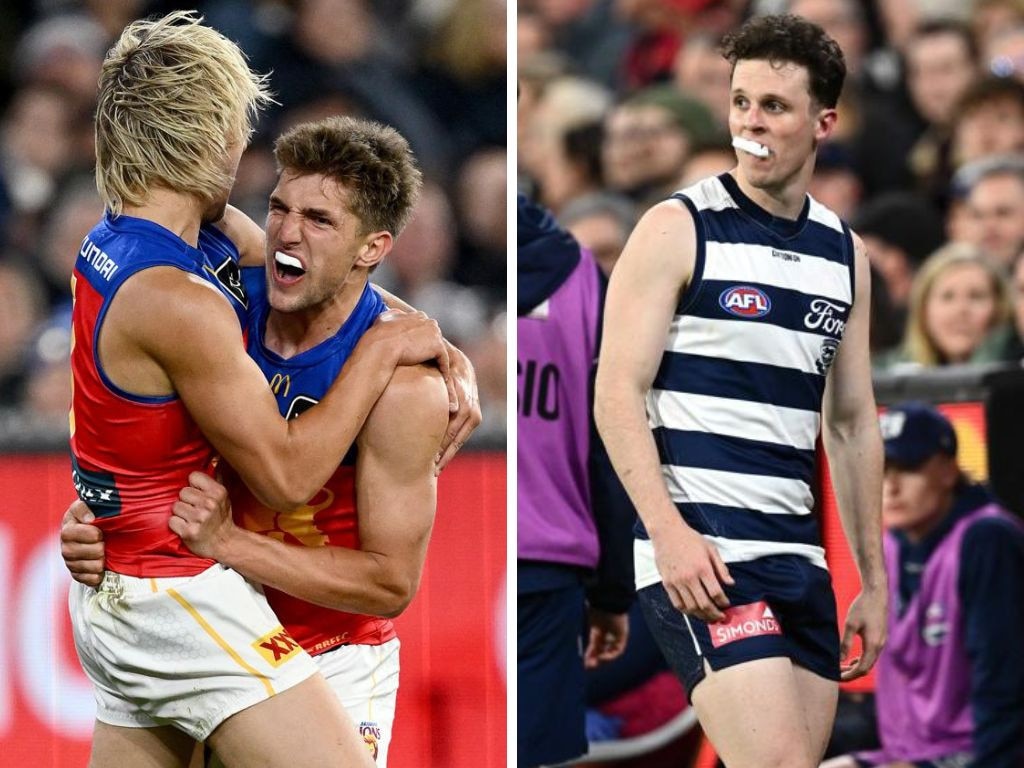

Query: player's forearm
left=218, top=528, right=415, bottom=618
left=823, top=414, right=885, bottom=589
left=594, top=377, right=684, bottom=538
left=371, top=285, right=413, bottom=314
left=264, top=342, right=395, bottom=509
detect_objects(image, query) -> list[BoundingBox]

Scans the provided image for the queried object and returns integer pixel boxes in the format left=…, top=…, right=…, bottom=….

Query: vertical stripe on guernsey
left=639, top=173, right=853, bottom=582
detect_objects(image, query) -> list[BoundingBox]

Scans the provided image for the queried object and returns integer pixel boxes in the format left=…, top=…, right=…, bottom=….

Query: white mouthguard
left=732, top=136, right=770, bottom=158
left=275, top=251, right=303, bottom=270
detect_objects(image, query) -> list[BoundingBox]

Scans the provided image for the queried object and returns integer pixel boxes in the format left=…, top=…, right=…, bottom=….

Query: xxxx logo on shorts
left=252, top=625, right=302, bottom=666
left=709, top=601, right=781, bottom=648
left=360, top=722, right=382, bottom=761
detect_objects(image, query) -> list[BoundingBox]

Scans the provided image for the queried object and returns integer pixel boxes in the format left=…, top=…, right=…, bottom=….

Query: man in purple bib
left=824, top=402, right=1024, bottom=768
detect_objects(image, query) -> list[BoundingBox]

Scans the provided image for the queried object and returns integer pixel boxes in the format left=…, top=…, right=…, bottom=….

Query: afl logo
left=719, top=286, right=771, bottom=318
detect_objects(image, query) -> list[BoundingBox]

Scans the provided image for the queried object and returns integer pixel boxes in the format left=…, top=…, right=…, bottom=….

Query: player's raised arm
left=111, top=267, right=443, bottom=511
left=594, top=199, right=733, bottom=623
left=821, top=232, right=887, bottom=680
left=170, top=363, right=448, bottom=614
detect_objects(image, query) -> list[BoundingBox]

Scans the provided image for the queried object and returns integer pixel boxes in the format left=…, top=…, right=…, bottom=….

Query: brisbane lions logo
left=359, top=722, right=382, bottom=761
left=719, top=286, right=771, bottom=318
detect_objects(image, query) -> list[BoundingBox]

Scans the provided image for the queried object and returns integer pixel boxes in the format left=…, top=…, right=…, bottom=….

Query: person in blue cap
left=823, top=402, right=1024, bottom=768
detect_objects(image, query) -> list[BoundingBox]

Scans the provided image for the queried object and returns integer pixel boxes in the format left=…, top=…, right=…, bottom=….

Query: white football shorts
left=69, top=564, right=320, bottom=740
left=207, top=638, right=401, bottom=768
left=318, top=638, right=401, bottom=766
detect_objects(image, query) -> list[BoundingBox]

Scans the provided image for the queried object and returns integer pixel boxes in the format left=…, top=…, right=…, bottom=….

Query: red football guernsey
left=70, top=214, right=248, bottom=576
left=226, top=276, right=395, bottom=654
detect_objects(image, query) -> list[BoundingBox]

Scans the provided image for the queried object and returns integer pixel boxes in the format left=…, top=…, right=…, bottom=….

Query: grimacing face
left=264, top=170, right=379, bottom=315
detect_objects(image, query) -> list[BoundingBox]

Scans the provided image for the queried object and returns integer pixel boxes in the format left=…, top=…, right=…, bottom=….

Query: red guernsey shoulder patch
left=709, top=601, right=781, bottom=648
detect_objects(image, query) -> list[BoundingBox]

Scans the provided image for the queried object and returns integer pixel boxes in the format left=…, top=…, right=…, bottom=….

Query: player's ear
left=357, top=230, right=392, bottom=268
left=815, top=107, right=838, bottom=142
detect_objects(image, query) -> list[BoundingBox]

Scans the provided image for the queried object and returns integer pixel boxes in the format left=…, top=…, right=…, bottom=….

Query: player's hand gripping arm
left=170, top=364, right=448, bottom=616
left=60, top=499, right=104, bottom=587
left=594, top=200, right=733, bottom=623
left=372, top=284, right=482, bottom=469
left=110, top=268, right=447, bottom=511
left=821, top=233, right=887, bottom=681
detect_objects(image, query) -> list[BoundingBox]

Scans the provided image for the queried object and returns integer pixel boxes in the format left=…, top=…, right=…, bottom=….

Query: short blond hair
left=95, top=11, right=272, bottom=215
left=904, top=242, right=1011, bottom=365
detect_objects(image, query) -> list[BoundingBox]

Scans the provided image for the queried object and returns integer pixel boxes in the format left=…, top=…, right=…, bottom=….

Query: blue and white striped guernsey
left=634, top=172, right=855, bottom=589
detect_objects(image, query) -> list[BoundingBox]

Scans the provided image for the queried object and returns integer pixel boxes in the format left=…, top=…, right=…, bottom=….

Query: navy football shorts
left=637, top=554, right=841, bottom=696
left=517, top=583, right=588, bottom=768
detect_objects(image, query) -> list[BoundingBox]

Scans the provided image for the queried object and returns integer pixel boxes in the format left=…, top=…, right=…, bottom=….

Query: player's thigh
left=793, top=663, right=839, bottom=762
left=89, top=721, right=196, bottom=768
left=692, top=656, right=818, bottom=768
left=207, top=673, right=374, bottom=768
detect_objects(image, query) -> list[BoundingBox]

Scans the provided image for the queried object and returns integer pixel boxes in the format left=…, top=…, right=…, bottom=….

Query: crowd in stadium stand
left=518, top=0, right=1024, bottom=378
left=0, top=0, right=507, bottom=445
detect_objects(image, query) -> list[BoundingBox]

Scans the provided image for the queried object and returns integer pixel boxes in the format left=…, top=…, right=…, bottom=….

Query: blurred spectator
left=12, top=13, right=105, bottom=111
left=951, top=75, right=1024, bottom=169
left=256, top=0, right=453, bottom=178
left=983, top=23, right=1024, bottom=83
left=962, top=156, right=1024, bottom=268
left=824, top=402, right=1024, bottom=768
left=602, top=85, right=720, bottom=203
left=809, top=142, right=863, bottom=220
left=0, top=260, right=45, bottom=408
left=559, top=191, right=638, bottom=275
left=22, top=304, right=71, bottom=433
left=989, top=246, right=1024, bottom=361
left=905, top=20, right=980, bottom=208
left=895, top=243, right=1011, bottom=369
left=789, top=0, right=920, bottom=196
left=677, top=137, right=734, bottom=186
left=416, top=0, right=506, bottom=161
left=1, top=83, right=76, bottom=221
left=616, top=0, right=740, bottom=91
left=853, top=192, right=946, bottom=323
left=36, top=180, right=103, bottom=309
left=455, top=147, right=507, bottom=299
left=376, top=181, right=489, bottom=348
left=520, top=76, right=611, bottom=212
left=671, top=32, right=732, bottom=127
left=973, top=0, right=1024, bottom=55
left=520, top=0, right=633, bottom=90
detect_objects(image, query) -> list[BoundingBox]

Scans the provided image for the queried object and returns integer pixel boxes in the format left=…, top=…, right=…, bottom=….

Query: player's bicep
left=355, top=367, right=447, bottom=560
left=137, top=276, right=287, bottom=473
left=599, top=201, right=696, bottom=390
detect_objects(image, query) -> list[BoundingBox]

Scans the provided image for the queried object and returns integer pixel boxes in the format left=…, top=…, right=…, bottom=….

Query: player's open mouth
left=274, top=251, right=306, bottom=284
left=732, top=136, right=771, bottom=158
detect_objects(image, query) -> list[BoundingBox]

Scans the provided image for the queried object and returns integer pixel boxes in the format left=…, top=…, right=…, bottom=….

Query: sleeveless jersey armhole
left=671, top=193, right=706, bottom=316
